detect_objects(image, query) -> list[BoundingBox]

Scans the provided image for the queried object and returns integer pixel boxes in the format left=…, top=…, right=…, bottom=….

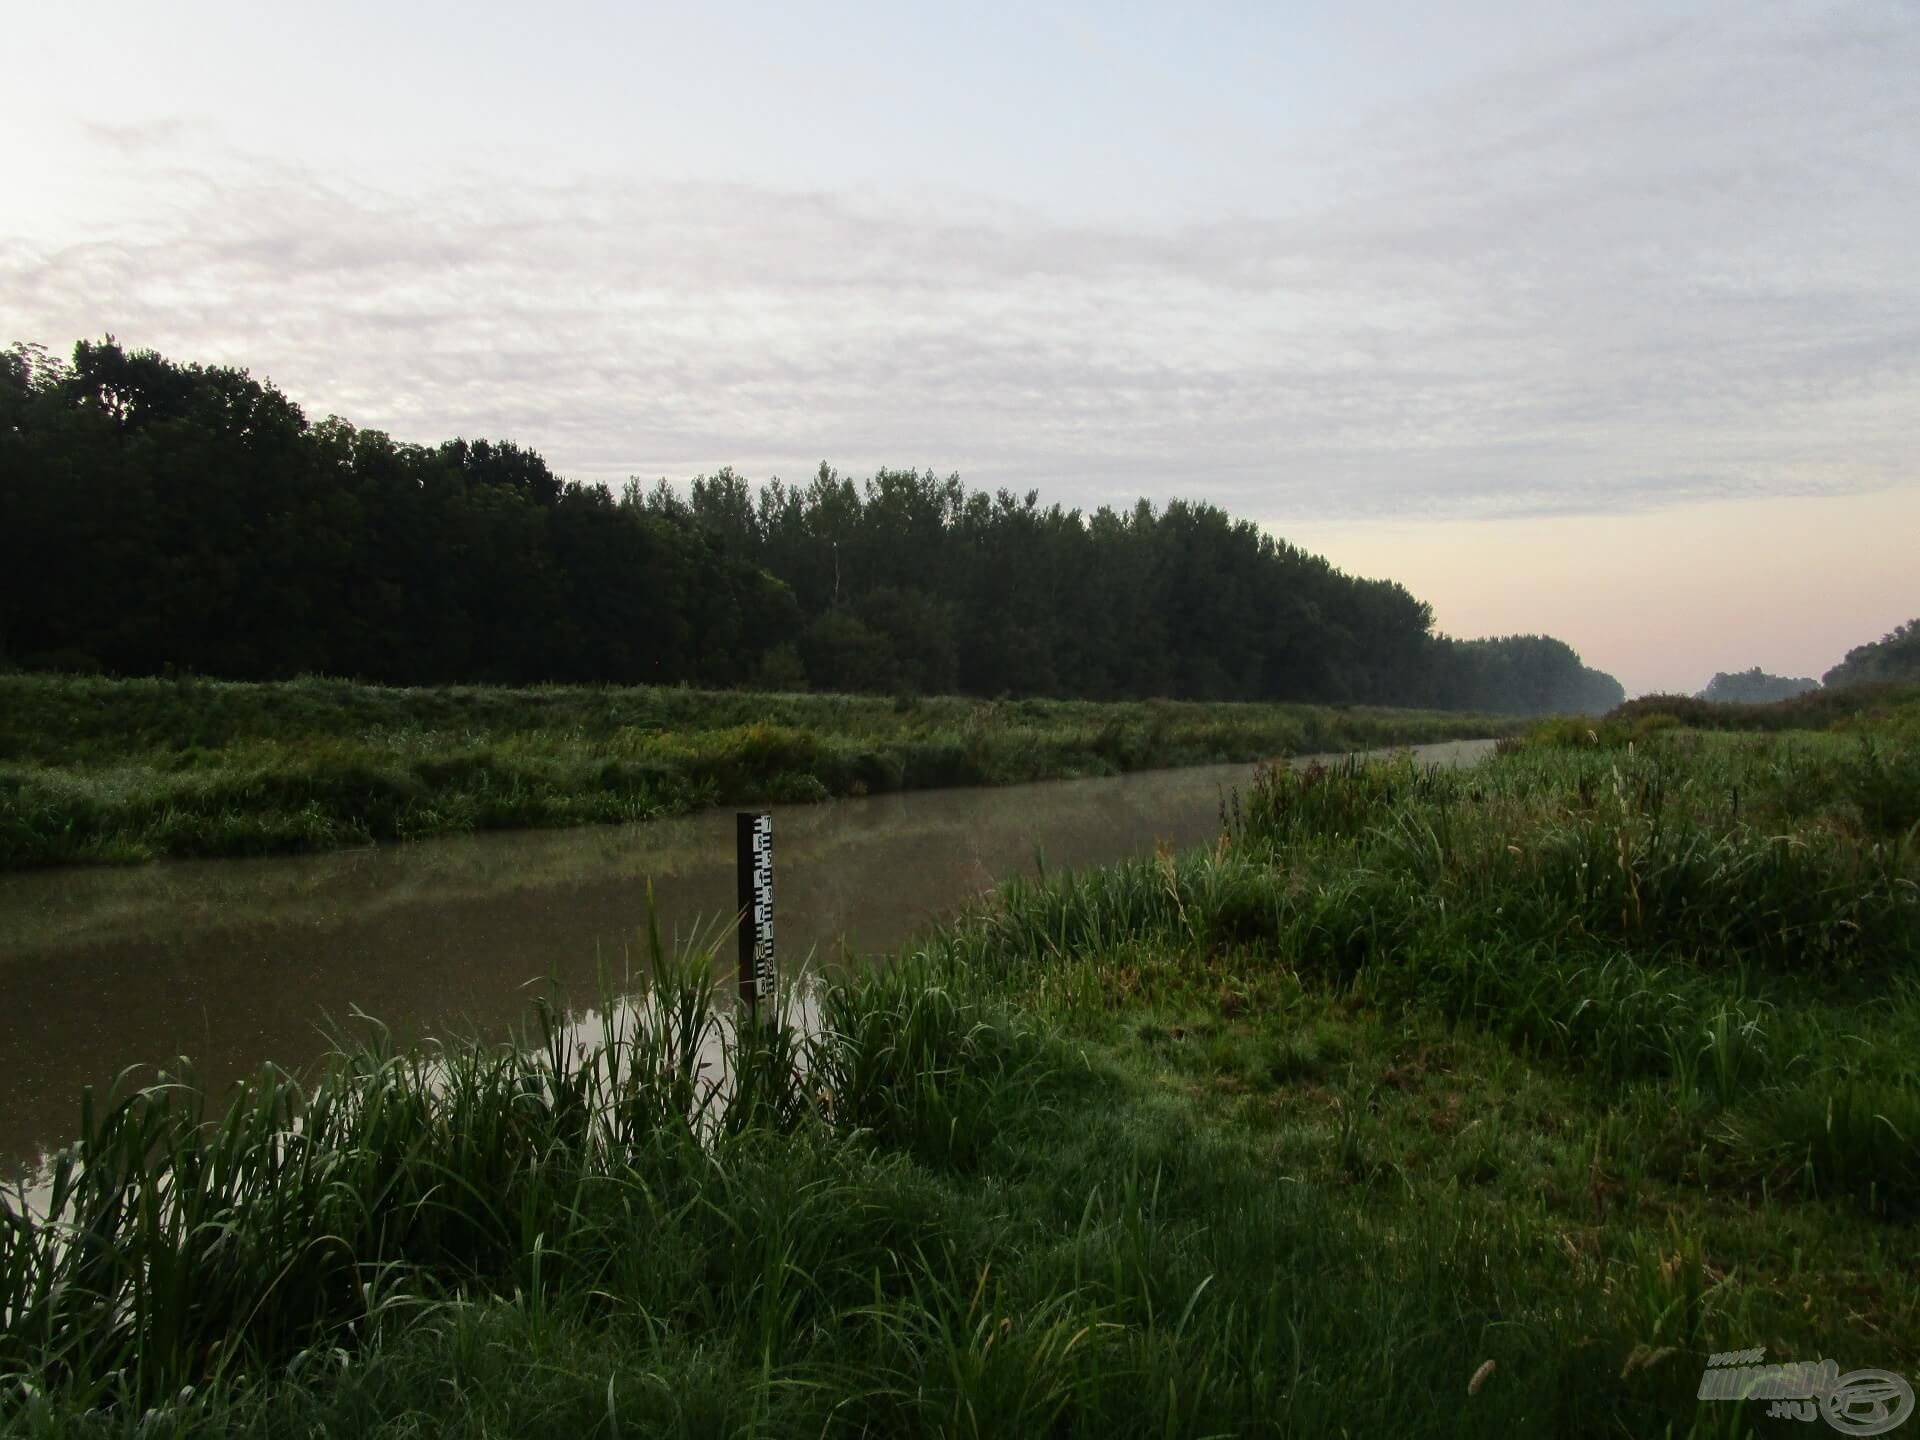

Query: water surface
left=0, top=740, right=1493, bottom=1171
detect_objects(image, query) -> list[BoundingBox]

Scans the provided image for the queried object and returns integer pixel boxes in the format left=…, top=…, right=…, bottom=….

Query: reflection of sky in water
left=0, top=743, right=1492, bottom=1174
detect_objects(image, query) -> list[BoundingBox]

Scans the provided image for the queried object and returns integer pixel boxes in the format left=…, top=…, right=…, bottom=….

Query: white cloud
left=3, top=3, right=1915, bottom=529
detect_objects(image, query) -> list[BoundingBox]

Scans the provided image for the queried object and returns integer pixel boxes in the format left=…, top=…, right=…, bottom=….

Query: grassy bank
left=0, top=674, right=1519, bottom=869
left=4, top=713, right=1916, bottom=1435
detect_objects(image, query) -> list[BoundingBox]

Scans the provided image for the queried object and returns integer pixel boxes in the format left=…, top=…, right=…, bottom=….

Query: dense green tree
left=1, top=337, right=1628, bottom=713
left=1824, top=620, right=1920, bottom=690
left=857, top=587, right=959, bottom=695
left=796, top=611, right=896, bottom=693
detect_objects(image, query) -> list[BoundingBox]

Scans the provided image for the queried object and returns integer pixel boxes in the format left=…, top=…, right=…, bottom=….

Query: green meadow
left=4, top=700, right=1917, bottom=1436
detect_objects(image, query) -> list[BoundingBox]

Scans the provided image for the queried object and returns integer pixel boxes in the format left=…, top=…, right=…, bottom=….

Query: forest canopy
left=2, top=339, right=1625, bottom=714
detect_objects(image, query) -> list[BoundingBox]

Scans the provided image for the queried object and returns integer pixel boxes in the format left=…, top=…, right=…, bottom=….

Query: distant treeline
left=1699, top=668, right=1819, bottom=704
left=1693, top=621, right=1920, bottom=704
left=1825, top=619, right=1920, bottom=690
left=2, top=339, right=1624, bottom=713
left=1610, top=681, right=1920, bottom=735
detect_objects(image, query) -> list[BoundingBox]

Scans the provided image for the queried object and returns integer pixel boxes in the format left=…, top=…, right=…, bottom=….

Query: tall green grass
left=0, top=957, right=1804, bottom=1438
left=0, top=916, right=1044, bottom=1417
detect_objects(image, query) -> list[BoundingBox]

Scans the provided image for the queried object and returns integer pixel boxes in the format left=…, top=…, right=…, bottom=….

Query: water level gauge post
left=736, top=811, right=775, bottom=1013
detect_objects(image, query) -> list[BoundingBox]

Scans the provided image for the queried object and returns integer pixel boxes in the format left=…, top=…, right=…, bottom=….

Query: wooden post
left=736, top=811, right=774, bottom=1010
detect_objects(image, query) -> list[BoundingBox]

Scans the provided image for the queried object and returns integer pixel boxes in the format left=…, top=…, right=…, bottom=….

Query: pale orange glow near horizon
left=1279, top=488, right=1920, bottom=698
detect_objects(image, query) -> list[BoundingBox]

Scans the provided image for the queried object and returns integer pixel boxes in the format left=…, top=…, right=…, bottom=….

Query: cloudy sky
left=6, top=0, right=1916, bottom=694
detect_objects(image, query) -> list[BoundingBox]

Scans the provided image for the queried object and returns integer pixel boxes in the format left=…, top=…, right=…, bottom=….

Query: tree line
left=1699, top=668, right=1819, bottom=704
left=2, top=339, right=1625, bottom=713
left=1823, top=620, right=1920, bottom=690
left=1693, top=621, right=1920, bottom=703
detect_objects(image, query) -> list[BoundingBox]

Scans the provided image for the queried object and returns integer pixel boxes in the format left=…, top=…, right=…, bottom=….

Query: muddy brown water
left=0, top=740, right=1494, bottom=1174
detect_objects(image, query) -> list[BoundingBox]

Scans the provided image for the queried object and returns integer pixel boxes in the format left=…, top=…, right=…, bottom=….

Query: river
left=0, top=739, right=1493, bottom=1173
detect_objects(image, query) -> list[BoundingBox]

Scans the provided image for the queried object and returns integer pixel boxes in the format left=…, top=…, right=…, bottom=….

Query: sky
left=4, top=0, right=1916, bottom=696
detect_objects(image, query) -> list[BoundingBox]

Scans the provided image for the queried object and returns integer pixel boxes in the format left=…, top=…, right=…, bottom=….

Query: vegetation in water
left=3, top=338, right=1623, bottom=713
left=0, top=672, right=1520, bottom=870
left=3, top=706, right=1916, bottom=1435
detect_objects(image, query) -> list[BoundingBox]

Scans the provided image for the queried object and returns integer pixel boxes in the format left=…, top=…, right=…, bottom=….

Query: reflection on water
left=0, top=741, right=1492, bottom=1172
